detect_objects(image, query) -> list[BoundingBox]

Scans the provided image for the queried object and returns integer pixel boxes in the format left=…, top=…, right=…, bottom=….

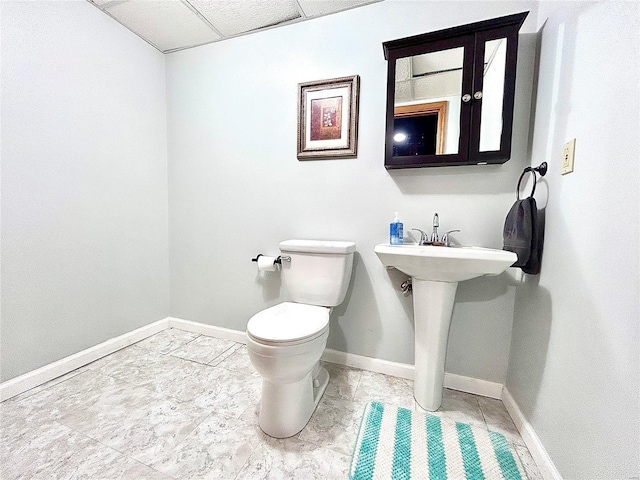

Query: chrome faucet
left=412, top=213, right=460, bottom=246
left=430, top=213, right=440, bottom=244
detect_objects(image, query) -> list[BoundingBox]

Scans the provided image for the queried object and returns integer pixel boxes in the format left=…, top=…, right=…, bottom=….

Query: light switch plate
left=562, top=138, right=576, bottom=175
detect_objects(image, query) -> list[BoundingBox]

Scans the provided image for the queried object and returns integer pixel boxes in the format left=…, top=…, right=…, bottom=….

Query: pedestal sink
left=374, top=243, right=517, bottom=411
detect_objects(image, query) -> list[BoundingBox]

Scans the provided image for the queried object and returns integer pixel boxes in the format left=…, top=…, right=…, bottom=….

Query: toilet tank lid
left=279, top=239, right=356, bottom=254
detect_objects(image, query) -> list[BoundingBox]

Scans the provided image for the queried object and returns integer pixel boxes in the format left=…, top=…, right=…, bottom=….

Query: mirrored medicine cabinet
left=383, top=12, right=528, bottom=169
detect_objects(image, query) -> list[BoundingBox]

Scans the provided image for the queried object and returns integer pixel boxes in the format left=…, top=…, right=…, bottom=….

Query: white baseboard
left=321, top=348, right=415, bottom=380
left=320, top=348, right=503, bottom=400
left=444, top=372, right=504, bottom=399
left=502, top=387, right=562, bottom=480
left=166, top=317, right=504, bottom=400
left=0, top=318, right=169, bottom=402
left=167, top=317, right=246, bottom=343
left=1, top=315, right=502, bottom=404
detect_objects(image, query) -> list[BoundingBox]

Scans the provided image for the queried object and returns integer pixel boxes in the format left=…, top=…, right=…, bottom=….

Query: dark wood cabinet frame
left=383, top=12, right=528, bottom=169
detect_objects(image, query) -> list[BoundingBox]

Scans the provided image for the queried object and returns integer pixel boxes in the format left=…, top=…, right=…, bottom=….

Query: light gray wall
left=0, top=1, right=170, bottom=382
left=3, top=2, right=638, bottom=476
left=166, top=0, right=538, bottom=383
left=506, top=1, right=640, bottom=478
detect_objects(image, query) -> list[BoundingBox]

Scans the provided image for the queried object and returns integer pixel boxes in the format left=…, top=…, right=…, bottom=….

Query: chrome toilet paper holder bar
left=251, top=254, right=291, bottom=264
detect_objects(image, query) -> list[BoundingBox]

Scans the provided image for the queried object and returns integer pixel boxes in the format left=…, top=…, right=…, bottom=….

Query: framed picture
left=297, top=75, right=360, bottom=159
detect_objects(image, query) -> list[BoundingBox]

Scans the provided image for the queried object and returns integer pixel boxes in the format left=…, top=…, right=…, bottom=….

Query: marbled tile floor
left=1, top=328, right=543, bottom=479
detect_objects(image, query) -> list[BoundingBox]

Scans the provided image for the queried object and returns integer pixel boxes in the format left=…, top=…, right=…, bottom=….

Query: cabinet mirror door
left=393, top=46, right=466, bottom=157
left=470, top=24, right=522, bottom=163
left=386, top=35, right=474, bottom=168
left=478, top=37, right=508, bottom=152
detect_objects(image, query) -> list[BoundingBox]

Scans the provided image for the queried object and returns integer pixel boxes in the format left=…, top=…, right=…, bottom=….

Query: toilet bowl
left=247, top=302, right=330, bottom=438
left=246, top=239, right=355, bottom=438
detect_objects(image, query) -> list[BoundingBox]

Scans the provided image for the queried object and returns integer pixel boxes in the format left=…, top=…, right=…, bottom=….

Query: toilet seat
left=247, top=302, right=330, bottom=346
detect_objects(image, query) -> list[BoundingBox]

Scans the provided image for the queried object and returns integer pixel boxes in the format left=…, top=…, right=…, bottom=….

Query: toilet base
left=258, top=364, right=329, bottom=438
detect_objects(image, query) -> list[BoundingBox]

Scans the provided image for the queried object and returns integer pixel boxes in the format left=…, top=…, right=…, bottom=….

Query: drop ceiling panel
left=94, top=0, right=221, bottom=52
left=88, top=0, right=382, bottom=53
left=297, top=0, right=378, bottom=18
left=188, top=0, right=301, bottom=37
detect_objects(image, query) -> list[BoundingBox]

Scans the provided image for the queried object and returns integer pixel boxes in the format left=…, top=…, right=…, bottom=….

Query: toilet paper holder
left=251, top=254, right=291, bottom=265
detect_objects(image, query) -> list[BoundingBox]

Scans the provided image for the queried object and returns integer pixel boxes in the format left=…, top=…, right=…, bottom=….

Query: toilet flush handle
left=274, top=256, right=291, bottom=265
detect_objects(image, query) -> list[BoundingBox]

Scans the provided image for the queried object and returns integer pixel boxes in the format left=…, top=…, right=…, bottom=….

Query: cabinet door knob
left=474, top=91, right=483, bottom=100
left=462, top=94, right=472, bottom=102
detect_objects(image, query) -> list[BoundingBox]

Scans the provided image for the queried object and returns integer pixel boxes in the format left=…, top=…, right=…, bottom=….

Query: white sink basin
left=374, top=242, right=516, bottom=411
left=374, top=243, right=517, bottom=282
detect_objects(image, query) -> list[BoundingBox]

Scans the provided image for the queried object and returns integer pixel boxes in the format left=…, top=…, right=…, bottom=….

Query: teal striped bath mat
left=350, top=401, right=525, bottom=480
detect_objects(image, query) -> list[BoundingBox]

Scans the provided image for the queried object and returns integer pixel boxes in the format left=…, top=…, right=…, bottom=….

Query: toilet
left=246, top=239, right=356, bottom=438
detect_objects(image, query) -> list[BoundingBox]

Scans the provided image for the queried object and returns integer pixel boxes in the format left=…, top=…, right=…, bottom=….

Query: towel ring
left=516, top=170, right=537, bottom=199
left=517, top=162, right=547, bottom=199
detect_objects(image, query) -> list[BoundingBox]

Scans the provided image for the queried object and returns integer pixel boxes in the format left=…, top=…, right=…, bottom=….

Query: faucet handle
left=411, top=228, right=429, bottom=245
left=433, top=213, right=439, bottom=227
left=441, top=230, right=461, bottom=247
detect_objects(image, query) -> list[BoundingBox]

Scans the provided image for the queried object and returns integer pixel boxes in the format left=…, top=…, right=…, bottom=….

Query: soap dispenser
left=390, top=212, right=403, bottom=245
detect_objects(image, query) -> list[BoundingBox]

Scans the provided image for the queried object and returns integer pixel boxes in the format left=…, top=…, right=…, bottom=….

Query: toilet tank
left=279, top=239, right=356, bottom=307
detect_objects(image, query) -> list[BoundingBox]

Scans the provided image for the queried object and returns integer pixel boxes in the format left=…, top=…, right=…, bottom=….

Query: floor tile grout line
left=170, top=350, right=236, bottom=368
left=216, top=365, right=258, bottom=377
left=49, top=416, right=183, bottom=479
left=59, top=419, right=171, bottom=478
left=133, top=328, right=201, bottom=356
left=84, top=366, right=220, bottom=413
left=127, top=457, right=177, bottom=479
left=351, top=369, right=365, bottom=402
left=51, top=418, right=133, bottom=462
left=160, top=334, right=202, bottom=356
left=511, top=445, right=530, bottom=480
left=477, top=397, right=525, bottom=445
left=164, top=330, right=203, bottom=356
left=477, top=396, right=490, bottom=431
left=55, top=358, right=242, bottom=477
left=207, top=343, right=239, bottom=366
left=15, top=367, right=99, bottom=407
left=5, top=367, right=89, bottom=404
left=168, top=353, right=214, bottom=367
left=169, top=337, right=242, bottom=366
left=47, top=375, right=223, bottom=477
left=88, top=343, right=259, bottom=408
left=109, top=341, right=238, bottom=377
left=153, top=407, right=220, bottom=472
left=233, top=434, right=268, bottom=480
left=208, top=342, right=243, bottom=366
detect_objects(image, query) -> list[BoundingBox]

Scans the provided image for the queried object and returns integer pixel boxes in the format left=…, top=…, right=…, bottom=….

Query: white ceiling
left=88, top=0, right=381, bottom=53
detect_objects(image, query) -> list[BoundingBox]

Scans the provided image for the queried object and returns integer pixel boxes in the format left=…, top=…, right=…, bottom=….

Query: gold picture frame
left=297, top=75, right=360, bottom=159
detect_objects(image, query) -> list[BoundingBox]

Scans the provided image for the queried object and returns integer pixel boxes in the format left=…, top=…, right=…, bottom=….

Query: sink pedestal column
left=412, top=279, right=458, bottom=411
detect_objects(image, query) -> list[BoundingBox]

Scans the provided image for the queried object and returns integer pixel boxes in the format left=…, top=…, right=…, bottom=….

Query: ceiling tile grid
left=90, top=0, right=221, bottom=51
left=297, top=0, right=379, bottom=18
left=88, top=0, right=381, bottom=53
left=188, top=0, right=302, bottom=37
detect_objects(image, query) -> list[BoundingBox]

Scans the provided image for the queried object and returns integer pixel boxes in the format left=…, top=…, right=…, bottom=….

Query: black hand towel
left=503, top=196, right=536, bottom=268
left=522, top=206, right=543, bottom=275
